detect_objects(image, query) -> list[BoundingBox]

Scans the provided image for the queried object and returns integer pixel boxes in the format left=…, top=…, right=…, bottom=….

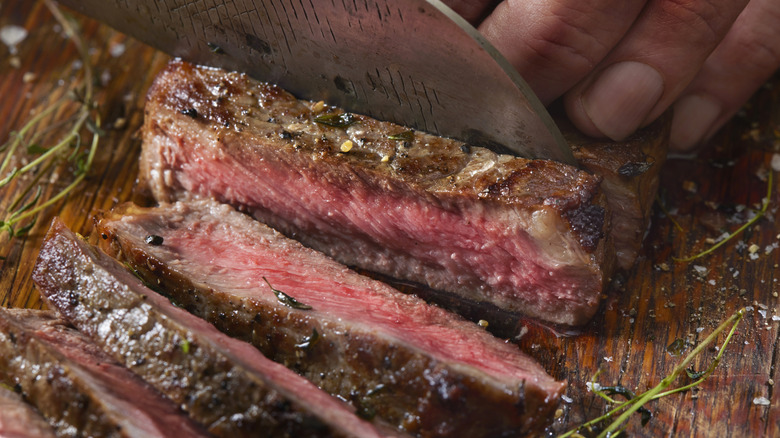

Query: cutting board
left=2, top=2, right=778, bottom=436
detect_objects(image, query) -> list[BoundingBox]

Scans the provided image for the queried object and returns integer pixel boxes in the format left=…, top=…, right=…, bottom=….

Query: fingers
left=563, top=0, right=749, bottom=141
left=439, top=0, right=498, bottom=24
left=476, top=0, right=647, bottom=104
left=669, top=0, right=780, bottom=151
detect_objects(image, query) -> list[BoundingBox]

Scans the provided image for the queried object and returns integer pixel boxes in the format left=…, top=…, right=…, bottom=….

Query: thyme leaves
left=388, top=130, right=414, bottom=142
left=314, top=112, right=356, bottom=128
left=674, top=170, right=772, bottom=262
left=263, top=277, right=312, bottom=310
left=0, top=0, right=101, bottom=238
left=560, top=308, right=745, bottom=438
left=295, top=328, right=320, bottom=349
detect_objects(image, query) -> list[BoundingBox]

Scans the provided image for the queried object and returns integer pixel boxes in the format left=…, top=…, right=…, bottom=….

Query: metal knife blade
left=59, top=0, right=575, bottom=164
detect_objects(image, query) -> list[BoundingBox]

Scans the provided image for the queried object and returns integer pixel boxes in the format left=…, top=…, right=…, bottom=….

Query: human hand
left=442, top=0, right=780, bottom=151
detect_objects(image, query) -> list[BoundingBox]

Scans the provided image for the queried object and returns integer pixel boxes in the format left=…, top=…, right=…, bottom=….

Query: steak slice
left=95, top=199, right=565, bottom=438
left=33, top=219, right=397, bottom=438
left=557, top=112, right=670, bottom=269
left=0, top=385, right=57, bottom=438
left=142, top=60, right=613, bottom=326
left=0, top=308, right=210, bottom=438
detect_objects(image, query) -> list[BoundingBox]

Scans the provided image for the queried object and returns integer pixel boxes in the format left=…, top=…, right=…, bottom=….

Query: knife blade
left=58, top=0, right=575, bottom=164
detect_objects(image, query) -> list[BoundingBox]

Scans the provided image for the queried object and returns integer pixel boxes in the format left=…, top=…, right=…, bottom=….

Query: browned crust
left=96, top=202, right=565, bottom=437
left=556, top=109, right=671, bottom=269
left=144, top=60, right=609, bottom=253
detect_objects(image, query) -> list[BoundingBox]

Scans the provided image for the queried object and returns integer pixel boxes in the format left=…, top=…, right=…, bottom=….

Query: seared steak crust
left=560, top=112, right=670, bottom=269
left=0, top=308, right=210, bottom=438
left=141, top=60, right=613, bottom=325
left=0, top=385, right=56, bottom=438
left=33, top=219, right=390, bottom=438
left=96, top=200, right=565, bottom=438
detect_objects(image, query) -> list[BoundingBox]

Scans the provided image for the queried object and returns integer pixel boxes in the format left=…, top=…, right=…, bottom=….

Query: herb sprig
left=0, top=0, right=101, bottom=237
left=674, top=171, right=772, bottom=262
left=560, top=308, right=745, bottom=437
left=263, top=277, right=312, bottom=310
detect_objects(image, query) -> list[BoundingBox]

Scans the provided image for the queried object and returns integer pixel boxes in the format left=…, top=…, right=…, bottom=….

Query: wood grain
left=1, top=2, right=779, bottom=436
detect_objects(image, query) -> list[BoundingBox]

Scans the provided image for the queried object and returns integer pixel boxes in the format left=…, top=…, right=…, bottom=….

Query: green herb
left=295, top=328, right=319, bottom=349
left=388, top=130, right=414, bottom=141
left=559, top=308, right=745, bottom=438
left=180, top=339, right=191, bottom=354
left=675, top=171, right=772, bottom=262
left=263, top=277, right=312, bottom=310
left=207, top=42, right=224, bottom=54
left=314, top=113, right=356, bottom=128
left=655, top=193, right=683, bottom=233
left=666, top=338, right=686, bottom=357
left=0, top=0, right=101, bottom=238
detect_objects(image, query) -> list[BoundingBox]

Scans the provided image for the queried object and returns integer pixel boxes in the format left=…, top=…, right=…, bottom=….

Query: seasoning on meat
left=97, top=199, right=565, bottom=438
left=0, top=308, right=211, bottom=438
left=32, top=219, right=396, bottom=438
left=141, top=60, right=615, bottom=326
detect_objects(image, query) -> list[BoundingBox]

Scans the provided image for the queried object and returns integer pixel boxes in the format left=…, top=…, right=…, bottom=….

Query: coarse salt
left=753, top=396, right=771, bottom=406
left=0, top=25, right=28, bottom=54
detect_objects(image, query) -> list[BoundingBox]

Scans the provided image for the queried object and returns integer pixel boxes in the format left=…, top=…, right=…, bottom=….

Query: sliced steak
left=0, top=307, right=210, bottom=438
left=95, top=199, right=565, bottom=438
left=557, top=111, right=670, bottom=269
left=0, top=385, right=57, bottom=438
left=141, top=60, right=613, bottom=326
left=33, top=219, right=397, bottom=438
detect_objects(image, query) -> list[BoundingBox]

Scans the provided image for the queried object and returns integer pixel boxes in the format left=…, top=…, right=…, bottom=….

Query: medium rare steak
left=33, top=219, right=396, bottom=438
left=0, top=308, right=210, bottom=438
left=96, top=199, right=565, bottom=437
left=142, top=60, right=613, bottom=326
left=0, top=385, right=56, bottom=438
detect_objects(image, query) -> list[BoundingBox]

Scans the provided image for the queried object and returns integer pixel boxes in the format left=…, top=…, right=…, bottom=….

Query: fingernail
left=670, top=94, right=722, bottom=151
left=580, top=61, right=664, bottom=141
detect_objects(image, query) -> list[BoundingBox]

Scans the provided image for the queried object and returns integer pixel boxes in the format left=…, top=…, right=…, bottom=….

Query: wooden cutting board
left=2, top=2, right=778, bottom=436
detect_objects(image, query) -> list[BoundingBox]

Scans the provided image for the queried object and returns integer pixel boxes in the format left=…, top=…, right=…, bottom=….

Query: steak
left=556, top=111, right=670, bottom=269
left=0, top=385, right=57, bottom=438
left=141, top=60, right=613, bottom=326
left=0, top=307, right=211, bottom=438
left=95, top=199, right=565, bottom=437
left=33, top=219, right=397, bottom=438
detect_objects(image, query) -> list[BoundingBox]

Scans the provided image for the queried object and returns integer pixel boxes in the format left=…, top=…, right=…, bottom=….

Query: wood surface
left=1, top=2, right=779, bottom=436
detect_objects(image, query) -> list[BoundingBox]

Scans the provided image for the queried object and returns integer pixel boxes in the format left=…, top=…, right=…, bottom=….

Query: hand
left=442, top=0, right=780, bottom=151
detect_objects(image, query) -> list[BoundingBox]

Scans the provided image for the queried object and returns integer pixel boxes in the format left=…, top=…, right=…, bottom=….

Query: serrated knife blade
left=58, top=0, right=576, bottom=164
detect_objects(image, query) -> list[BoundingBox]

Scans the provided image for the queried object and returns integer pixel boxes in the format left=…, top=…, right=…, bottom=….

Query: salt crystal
left=109, top=42, right=126, bottom=57
left=753, top=397, right=771, bottom=406
left=772, top=316, right=780, bottom=322
left=708, top=279, right=716, bottom=286
left=759, top=310, right=767, bottom=319
left=696, top=327, right=704, bottom=333
left=772, top=154, right=780, bottom=172
left=733, top=270, right=740, bottom=278
left=693, top=265, right=708, bottom=276
left=561, top=395, right=573, bottom=403
left=586, top=382, right=601, bottom=392
left=0, top=25, right=28, bottom=54
left=604, top=356, right=613, bottom=363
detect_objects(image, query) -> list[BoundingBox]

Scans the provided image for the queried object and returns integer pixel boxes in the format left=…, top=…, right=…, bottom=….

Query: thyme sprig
left=263, top=277, right=312, bottom=310
left=674, top=171, right=772, bottom=262
left=0, top=0, right=101, bottom=237
left=560, top=308, right=745, bottom=438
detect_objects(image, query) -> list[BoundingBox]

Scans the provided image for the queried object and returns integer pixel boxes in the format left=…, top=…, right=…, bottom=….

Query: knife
left=57, top=0, right=576, bottom=164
